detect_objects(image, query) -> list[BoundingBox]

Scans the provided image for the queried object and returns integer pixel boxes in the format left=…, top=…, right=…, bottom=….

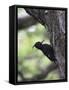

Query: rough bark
left=18, top=16, right=37, bottom=29
left=24, top=8, right=66, bottom=79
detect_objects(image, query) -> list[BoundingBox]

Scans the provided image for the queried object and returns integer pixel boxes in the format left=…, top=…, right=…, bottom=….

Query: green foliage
left=46, top=70, right=59, bottom=80
left=18, top=23, right=59, bottom=81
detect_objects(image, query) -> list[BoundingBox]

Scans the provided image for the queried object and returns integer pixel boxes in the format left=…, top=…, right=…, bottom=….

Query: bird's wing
left=43, top=44, right=53, bottom=52
left=42, top=44, right=56, bottom=61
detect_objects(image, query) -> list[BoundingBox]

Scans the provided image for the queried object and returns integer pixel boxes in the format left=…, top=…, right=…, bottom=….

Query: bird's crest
left=32, top=40, right=45, bottom=48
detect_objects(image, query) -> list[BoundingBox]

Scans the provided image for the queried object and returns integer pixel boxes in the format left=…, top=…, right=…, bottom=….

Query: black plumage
left=33, top=41, right=57, bottom=63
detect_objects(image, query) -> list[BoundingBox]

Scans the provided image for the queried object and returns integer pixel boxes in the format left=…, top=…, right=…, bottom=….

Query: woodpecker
left=33, top=40, right=57, bottom=63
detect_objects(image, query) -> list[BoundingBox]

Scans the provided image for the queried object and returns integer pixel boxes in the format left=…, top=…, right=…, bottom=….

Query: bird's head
left=33, top=40, right=44, bottom=49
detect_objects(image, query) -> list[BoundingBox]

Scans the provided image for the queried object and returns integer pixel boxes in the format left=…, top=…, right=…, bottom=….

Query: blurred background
left=17, top=8, right=60, bottom=82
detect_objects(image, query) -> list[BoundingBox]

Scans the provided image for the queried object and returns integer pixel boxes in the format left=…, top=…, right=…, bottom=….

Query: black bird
left=33, top=40, right=57, bottom=63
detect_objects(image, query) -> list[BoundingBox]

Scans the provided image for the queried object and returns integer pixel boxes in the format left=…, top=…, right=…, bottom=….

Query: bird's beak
left=41, top=40, right=45, bottom=43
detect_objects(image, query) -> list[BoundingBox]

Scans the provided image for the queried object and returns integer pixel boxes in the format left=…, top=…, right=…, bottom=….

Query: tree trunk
left=25, top=8, right=67, bottom=79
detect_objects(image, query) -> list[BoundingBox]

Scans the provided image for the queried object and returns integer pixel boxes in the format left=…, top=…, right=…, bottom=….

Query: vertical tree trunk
left=25, top=8, right=67, bottom=79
